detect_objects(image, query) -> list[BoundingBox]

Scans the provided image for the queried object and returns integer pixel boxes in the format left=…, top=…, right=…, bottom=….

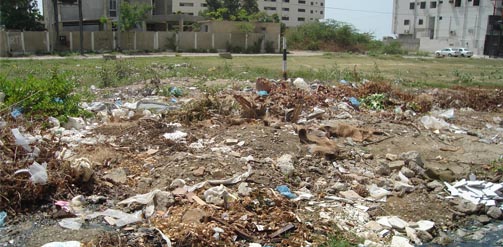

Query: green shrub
left=0, top=69, right=88, bottom=121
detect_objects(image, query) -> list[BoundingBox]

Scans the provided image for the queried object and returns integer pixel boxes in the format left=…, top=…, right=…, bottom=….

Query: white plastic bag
left=14, top=161, right=48, bottom=185
left=420, top=116, right=450, bottom=130
left=11, top=128, right=32, bottom=152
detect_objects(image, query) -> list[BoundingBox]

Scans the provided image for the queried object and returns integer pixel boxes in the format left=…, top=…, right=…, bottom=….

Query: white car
left=456, top=48, right=473, bottom=57
left=435, top=48, right=460, bottom=57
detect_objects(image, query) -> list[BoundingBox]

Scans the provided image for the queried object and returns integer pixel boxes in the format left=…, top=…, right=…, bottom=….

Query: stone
left=225, top=139, right=239, bottom=145
left=390, top=236, right=413, bottom=247
left=375, top=164, right=391, bottom=176
left=487, top=206, right=502, bottom=219
left=388, top=160, right=405, bottom=170
left=64, top=117, right=86, bottom=130
left=103, top=168, right=127, bottom=184
left=425, top=167, right=456, bottom=182
left=416, top=220, right=435, bottom=232
left=238, top=182, right=252, bottom=196
left=307, top=166, right=324, bottom=174
left=385, top=153, right=398, bottom=161
left=388, top=216, right=408, bottom=230
left=193, top=167, right=206, bottom=177
left=394, top=181, right=414, bottom=193
left=400, top=167, right=415, bottom=178
left=416, top=229, right=433, bottom=242
left=363, top=153, right=374, bottom=159
left=455, top=200, right=480, bottom=214
left=169, top=178, right=186, bottom=189
left=477, top=215, right=491, bottom=224
left=376, top=217, right=392, bottom=229
left=426, top=180, right=443, bottom=190
left=154, top=191, right=174, bottom=211
left=406, top=227, right=422, bottom=245
left=277, top=154, right=295, bottom=176
left=365, top=221, right=384, bottom=232
left=182, top=208, right=207, bottom=224
left=327, top=182, right=348, bottom=194
left=400, top=151, right=424, bottom=167
left=339, top=190, right=363, bottom=200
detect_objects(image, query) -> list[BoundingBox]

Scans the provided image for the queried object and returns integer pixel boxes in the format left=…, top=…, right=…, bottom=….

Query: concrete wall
left=392, top=0, right=496, bottom=55
left=0, top=31, right=281, bottom=56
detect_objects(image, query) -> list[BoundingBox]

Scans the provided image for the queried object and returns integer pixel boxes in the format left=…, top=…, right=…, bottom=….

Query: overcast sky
left=36, top=0, right=394, bottom=39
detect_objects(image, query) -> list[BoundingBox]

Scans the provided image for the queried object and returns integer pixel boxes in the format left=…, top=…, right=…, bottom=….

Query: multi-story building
left=43, top=0, right=324, bottom=32
left=392, top=0, right=503, bottom=55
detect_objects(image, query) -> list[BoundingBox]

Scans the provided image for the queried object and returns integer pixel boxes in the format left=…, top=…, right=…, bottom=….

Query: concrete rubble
left=1, top=77, right=503, bottom=246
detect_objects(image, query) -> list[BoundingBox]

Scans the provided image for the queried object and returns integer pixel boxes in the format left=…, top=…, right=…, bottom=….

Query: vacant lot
left=1, top=53, right=502, bottom=247
left=1, top=53, right=503, bottom=89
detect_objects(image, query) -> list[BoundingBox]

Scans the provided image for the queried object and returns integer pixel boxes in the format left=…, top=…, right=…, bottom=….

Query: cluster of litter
left=1, top=77, right=503, bottom=247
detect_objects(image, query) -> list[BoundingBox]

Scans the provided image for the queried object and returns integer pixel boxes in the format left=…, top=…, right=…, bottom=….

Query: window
left=283, top=0, right=290, bottom=2
left=282, top=16, right=289, bottom=20
left=109, top=0, right=117, bottom=17
left=298, top=8, right=305, bottom=12
left=201, top=3, right=208, bottom=7
left=473, top=0, right=479, bottom=6
left=311, top=2, right=313, bottom=5
left=455, top=0, right=461, bottom=7
left=282, top=7, right=289, bottom=11
left=298, top=17, right=305, bottom=21
left=310, top=10, right=313, bottom=13
left=179, top=2, right=194, bottom=7
left=299, top=0, right=306, bottom=4
left=320, top=2, right=323, bottom=6
left=439, top=16, right=443, bottom=20
left=430, top=1, right=437, bottom=8
left=418, top=19, right=424, bottom=25
left=320, top=10, right=323, bottom=14
left=404, top=19, right=410, bottom=25
left=264, top=6, right=276, bottom=10
left=409, top=2, right=415, bottom=9
left=420, top=1, right=426, bottom=8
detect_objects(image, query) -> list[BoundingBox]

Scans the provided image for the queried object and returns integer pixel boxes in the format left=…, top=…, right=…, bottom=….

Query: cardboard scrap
left=323, top=123, right=373, bottom=142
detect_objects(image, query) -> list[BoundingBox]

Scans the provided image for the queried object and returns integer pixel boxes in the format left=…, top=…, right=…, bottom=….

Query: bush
left=0, top=69, right=87, bottom=121
left=286, top=19, right=373, bottom=52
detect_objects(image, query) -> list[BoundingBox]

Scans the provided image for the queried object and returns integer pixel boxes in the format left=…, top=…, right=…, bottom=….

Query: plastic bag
left=420, top=116, right=450, bottom=130
left=14, top=161, right=48, bottom=185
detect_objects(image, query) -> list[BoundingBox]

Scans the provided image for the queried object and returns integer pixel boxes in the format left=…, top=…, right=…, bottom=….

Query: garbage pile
left=1, top=77, right=503, bottom=247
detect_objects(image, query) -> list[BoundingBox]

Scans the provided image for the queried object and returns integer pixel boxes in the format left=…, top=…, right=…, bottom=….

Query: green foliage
left=453, top=69, right=474, bottom=84
left=203, top=0, right=275, bottom=22
left=119, top=2, right=152, bottom=31
left=361, top=93, right=387, bottom=110
left=320, top=234, right=358, bottom=247
left=0, top=69, right=86, bottom=121
left=166, top=33, right=178, bottom=51
left=0, top=0, right=44, bottom=31
left=265, top=40, right=275, bottom=53
left=237, top=22, right=254, bottom=34
left=286, top=20, right=372, bottom=52
left=368, top=40, right=406, bottom=56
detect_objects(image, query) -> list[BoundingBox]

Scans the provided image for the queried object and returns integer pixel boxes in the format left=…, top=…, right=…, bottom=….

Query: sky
left=36, top=0, right=395, bottom=39
left=325, top=0, right=394, bottom=39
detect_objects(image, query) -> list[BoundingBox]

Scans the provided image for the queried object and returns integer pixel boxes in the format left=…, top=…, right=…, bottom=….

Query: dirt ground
left=1, top=78, right=502, bottom=247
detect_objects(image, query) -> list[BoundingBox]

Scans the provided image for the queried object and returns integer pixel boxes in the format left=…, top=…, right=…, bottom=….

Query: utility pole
left=78, top=0, right=84, bottom=55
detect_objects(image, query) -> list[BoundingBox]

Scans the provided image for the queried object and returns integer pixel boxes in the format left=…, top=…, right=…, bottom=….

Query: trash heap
left=1, top=77, right=503, bottom=247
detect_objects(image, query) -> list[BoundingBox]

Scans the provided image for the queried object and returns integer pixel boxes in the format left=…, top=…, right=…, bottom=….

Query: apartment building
left=44, top=0, right=324, bottom=32
left=392, top=0, right=503, bottom=55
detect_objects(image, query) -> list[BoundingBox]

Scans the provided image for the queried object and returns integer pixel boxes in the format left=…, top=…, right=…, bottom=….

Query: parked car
left=435, top=48, right=460, bottom=57
left=456, top=48, right=473, bottom=57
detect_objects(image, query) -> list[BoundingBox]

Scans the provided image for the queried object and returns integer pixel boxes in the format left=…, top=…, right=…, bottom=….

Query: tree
left=0, top=0, right=44, bottom=31
left=119, top=2, right=152, bottom=31
left=206, top=0, right=222, bottom=12
left=241, top=0, right=258, bottom=15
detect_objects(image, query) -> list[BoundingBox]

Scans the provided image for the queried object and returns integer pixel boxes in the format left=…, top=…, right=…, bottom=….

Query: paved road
left=0, top=50, right=326, bottom=60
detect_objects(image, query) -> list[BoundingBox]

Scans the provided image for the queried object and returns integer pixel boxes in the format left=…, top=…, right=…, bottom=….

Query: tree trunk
left=78, top=0, right=84, bottom=55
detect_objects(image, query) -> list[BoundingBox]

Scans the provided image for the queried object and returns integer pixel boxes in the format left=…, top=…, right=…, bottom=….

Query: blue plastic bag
left=276, top=185, right=297, bottom=199
left=0, top=211, right=6, bottom=227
